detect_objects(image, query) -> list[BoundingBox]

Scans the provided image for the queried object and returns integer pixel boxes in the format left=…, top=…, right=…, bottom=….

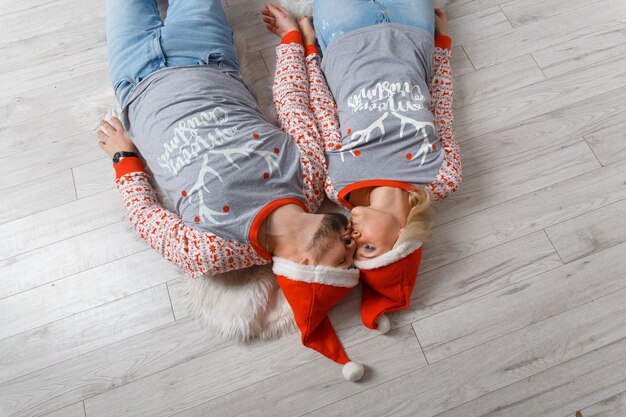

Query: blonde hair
left=393, top=188, right=433, bottom=248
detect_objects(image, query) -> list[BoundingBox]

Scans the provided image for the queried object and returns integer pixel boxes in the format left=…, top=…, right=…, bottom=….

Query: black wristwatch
left=112, top=151, right=139, bottom=164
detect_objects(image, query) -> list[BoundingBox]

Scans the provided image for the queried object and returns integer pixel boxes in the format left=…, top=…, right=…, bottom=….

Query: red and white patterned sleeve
left=273, top=31, right=326, bottom=213
left=303, top=46, right=343, bottom=205
left=426, top=35, right=462, bottom=201
left=114, top=158, right=268, bottom=279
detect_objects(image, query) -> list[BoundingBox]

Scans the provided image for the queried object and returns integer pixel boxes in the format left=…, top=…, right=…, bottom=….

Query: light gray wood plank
left=437, top=338, right=626, bottom=417
left=0, top=68, right=114, bottom=129
left=42, top=402, right=86, bottom=417
left=0, top=221, right=146, bottom=300
left=0, top=20, right=106, bottom=74
left=414, top=241, right=626, bottom=363
left=0, top=317, right=228, bottom=417
left=451, top=46, right=475, bottom=76
left=447, top=6, right=513, bottom=44
left=500, top=0, right=593, bottom=28
left=305, top=286, right=626, bottom=417
left=455, top=51, right=626, bottom=142
left=0, top=169, right=76, bottom=225
left=172, top=326, right=424, bottom=417
left=545, top=198, right=626, bottom=263
left=1, top=0, right=79, bottom=17
left=460, top=86, right=626, bottom=178
left=423, top=161, right=626, bottom=273
left=445, top=0, right=504, bottom=20
left=224, top=0, right=267, bottom=30
left=585, top=119, right=626, bottom=166
left=532, top=23, right=626, bottom=78
left=0, top=285, right=173, bottom=384
left=0, top=133, right=107, bottom=190
left=0, top=46, right=108, bottom=99
left=455, top=54, right=545, bottom=108
left=72, top=157, right=115, bottom=199
left=237, top=22, right=280, bottom=52
left=305, top=231, right=562, bottom=349
left=0, top=0, right=104, bottom=44
left=0, top=189, right=124, bottom=260
left=85, top=325, right=425, bottom=417
left=166, top=279, right=189, bottom=321
left=435, top=139, right=600, bottom=226
left=0, top=249, right=181, bottom=340
left=463, top=0, right=626, bottom=69
left=574, top=390, right=626, bottom=417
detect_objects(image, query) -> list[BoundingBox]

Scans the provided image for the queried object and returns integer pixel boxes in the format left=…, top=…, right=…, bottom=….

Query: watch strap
left=112, top=151, right=139, bottom=164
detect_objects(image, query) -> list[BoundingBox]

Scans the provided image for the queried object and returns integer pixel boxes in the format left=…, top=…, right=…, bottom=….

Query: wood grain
left=0, top=285, right=173, bottom=384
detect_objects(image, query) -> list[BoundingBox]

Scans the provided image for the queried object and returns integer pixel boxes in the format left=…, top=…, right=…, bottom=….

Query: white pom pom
left=375, top=314, right=391, bottom=334
left=342, top=361, right=365, bottom=381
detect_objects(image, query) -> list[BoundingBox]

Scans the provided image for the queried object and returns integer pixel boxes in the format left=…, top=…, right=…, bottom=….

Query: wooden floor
left=1, top=0, right=626, bottom=416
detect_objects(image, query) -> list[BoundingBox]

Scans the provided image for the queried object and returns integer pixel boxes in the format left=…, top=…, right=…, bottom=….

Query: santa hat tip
left=375, top=314, right=391, bottom=334
left=342, top=361, right=365, bottom=381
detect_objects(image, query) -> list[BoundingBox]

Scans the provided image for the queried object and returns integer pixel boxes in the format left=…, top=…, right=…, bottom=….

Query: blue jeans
left=313, top=0, right=435, bottom=53
left=106, top=0, right=239, bottom=108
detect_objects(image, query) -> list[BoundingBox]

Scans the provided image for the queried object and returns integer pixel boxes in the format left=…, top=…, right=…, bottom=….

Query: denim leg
left=314, top=0, right=384, bottom=53
left=380, top=0, right=435, bottom=35
left=314, top=0, right=435, bottom=53
left=106, top=0, right=165, bottom=107
left=160, top=0, right=239, bottom=70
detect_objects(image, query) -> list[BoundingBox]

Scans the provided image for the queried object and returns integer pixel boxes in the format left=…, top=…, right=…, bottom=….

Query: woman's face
left=350, top=206, right=402, bottom=261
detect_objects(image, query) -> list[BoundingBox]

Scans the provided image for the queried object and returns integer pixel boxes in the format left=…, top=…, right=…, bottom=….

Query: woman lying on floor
left=314, top=1, right=462, bottom=333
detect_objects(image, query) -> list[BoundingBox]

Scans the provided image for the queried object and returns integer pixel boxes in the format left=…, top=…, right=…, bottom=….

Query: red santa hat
left=272, top=257, right=365, bottom=381
left=354, top=240, right=423, bottom=334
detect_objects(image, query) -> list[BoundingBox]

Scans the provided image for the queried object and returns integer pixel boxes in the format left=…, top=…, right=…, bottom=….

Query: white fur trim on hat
left=272, top=257, right=359, bottom=287
left=342, top=361, right=365, bottom=381
left=354, top=240, right=423, bottom=270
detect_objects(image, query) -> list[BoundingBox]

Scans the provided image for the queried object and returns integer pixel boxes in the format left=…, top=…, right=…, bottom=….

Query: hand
left=434, top=8, right=448, bottom=35
left=298, top=16, right=316, bottom=45
left=97, top=116, right=138, bottom=158
left=261, top=3, right=299, bottom=38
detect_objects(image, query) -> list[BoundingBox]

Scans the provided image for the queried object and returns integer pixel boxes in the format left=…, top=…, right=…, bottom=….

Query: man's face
left=307, top=213, right=356, bottom=269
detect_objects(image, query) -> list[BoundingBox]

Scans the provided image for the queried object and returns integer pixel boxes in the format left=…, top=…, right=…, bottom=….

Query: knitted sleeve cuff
left=280, top=30, right=304, bottom=46
left=305, top=44, right=319, bottom=57
left=435, top=35, right=452, bottom=50
left=114, top=157, right=144, bottom=179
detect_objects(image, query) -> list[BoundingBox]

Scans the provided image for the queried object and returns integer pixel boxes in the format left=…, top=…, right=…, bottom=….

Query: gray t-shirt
left=122, top=65, right=305, bottom=243
left=322, top=24, right=444, bottom=202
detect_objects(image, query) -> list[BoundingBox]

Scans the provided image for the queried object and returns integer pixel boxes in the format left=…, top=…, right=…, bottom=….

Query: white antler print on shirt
left=340, top=112, right=388, bottom=161
left=208, top=141, right=282, bottom=177
left=188, top=154, right=228, bottom=224
left=392, top=111, right=436, bottom=167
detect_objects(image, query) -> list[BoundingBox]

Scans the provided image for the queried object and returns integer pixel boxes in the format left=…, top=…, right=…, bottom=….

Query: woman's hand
left=298, top=16, right=316, bottom=45
left=97, top=116, right=138, bottom=158
left=434, top=8, right=448, bottom=35
left=261, top=3, right=299, bottom=38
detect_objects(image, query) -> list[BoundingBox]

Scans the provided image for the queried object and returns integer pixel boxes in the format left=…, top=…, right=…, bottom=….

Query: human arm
left=426, top=12, right=462, bottom=200
left=98, top=119, right=269, bottom=278
left=296, top=16, right=344, bottom=204
left=264, top=5, right=327, bottom=212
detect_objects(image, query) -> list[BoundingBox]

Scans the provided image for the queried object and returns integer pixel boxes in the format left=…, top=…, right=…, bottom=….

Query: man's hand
left=97, top=116, right=138, bottom=158
left=298, top=16, right=316, bottom=45
left=435, top=8, right=448, bottom=36
left=261, top=3, right=299, bottom=38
